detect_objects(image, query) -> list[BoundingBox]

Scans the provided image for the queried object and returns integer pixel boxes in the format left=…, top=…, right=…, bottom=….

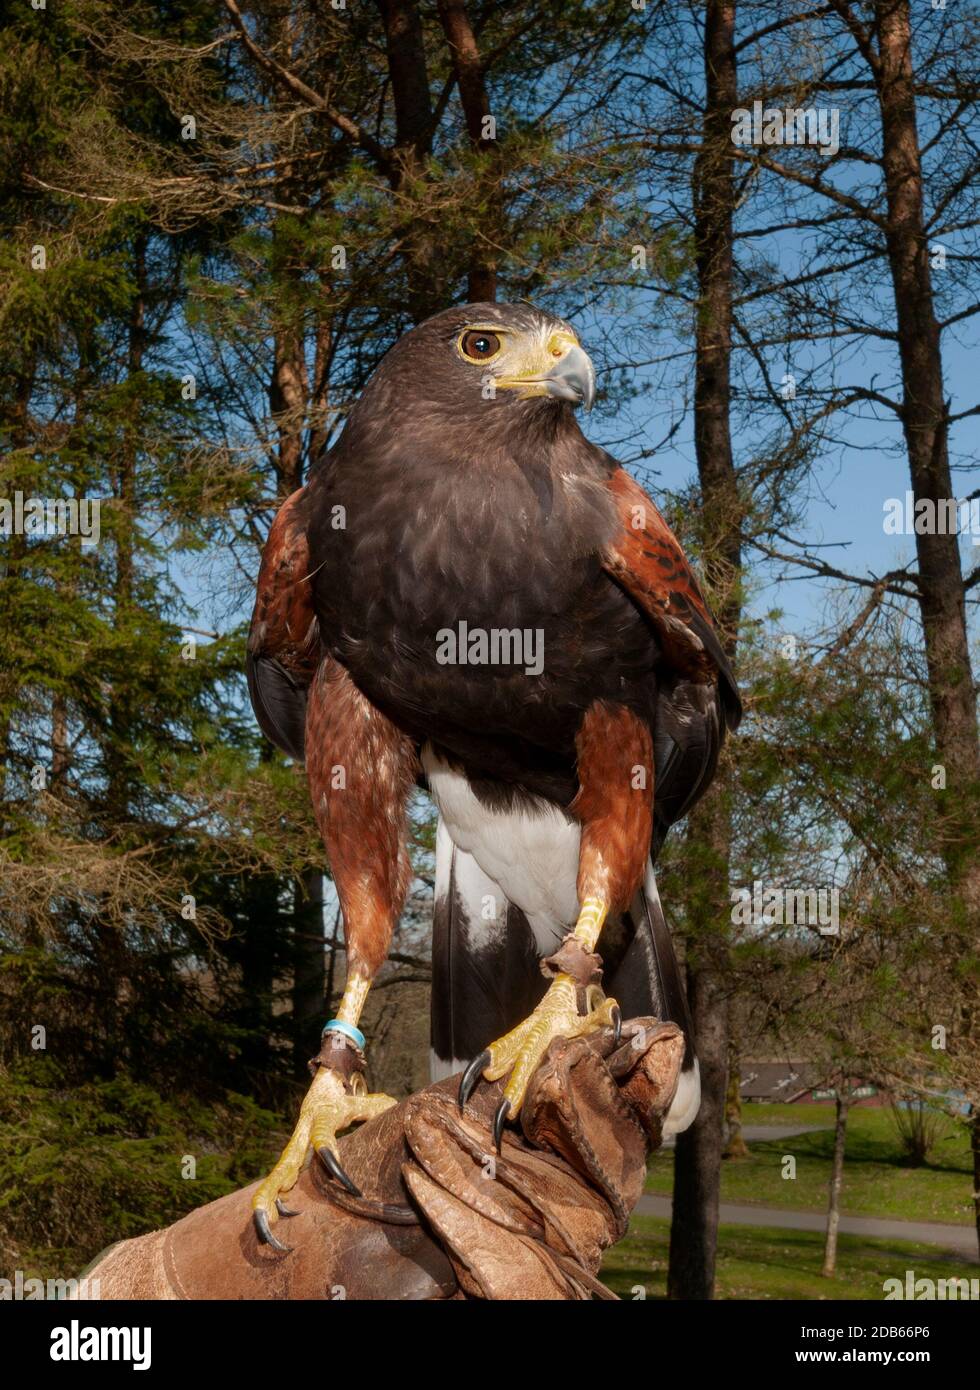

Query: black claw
left=253, top=1208, right=292, bottom=1253
left=493, top=1099, right=511, bottom=1153
left=317, top=1145, right=362, bottom=1197
left=275, top=1197, right=299, bottom=1218
left=612, top=1006, right=622, bottom=1047
left=458, top=1049, right=491, bottom=1112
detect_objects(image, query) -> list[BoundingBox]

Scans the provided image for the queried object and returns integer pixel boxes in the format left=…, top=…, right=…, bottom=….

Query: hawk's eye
left=459, top=329, right=501, bottom=361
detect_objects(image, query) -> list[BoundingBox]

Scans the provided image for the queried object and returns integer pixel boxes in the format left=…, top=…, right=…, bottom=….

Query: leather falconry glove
left=83, top=1017, right=684, bottom=1301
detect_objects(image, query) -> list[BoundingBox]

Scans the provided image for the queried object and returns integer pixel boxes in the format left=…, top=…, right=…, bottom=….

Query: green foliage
left=1, top=0, right=975, bottom=1289
left=0, top=1059, right=283, bottom=1280
left=603, top=1216, right=974, bottom=1301
left=647, top=1104, right=974, bottom=1227
left=0, top=0, right=656, bottom=1282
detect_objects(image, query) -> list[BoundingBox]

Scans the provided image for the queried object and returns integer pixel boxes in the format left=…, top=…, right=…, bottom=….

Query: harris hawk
left=246, top=302, right=741, bottom=1249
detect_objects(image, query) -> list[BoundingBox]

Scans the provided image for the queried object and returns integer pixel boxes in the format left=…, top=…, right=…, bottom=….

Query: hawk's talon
left=612, top=1005, right=622, bottom=1046
left=477, top=972, right=620, bottom=1130
left=458, top=1049, right=491, bottom=1111
left=250, top=1062, right=397, bottom=1248
left=317, top=1145, right=362, bottom=1197
left=493, top=1099, right=511, bottom=1153
left=254, top=1208, right=292, bottom=1253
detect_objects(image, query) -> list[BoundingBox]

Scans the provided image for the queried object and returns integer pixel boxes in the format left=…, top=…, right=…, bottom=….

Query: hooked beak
left=542, top=343, right=596, bottom=412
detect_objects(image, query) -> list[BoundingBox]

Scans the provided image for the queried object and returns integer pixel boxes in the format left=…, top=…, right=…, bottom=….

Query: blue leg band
left=322, top=1019, right=366, bottom=1050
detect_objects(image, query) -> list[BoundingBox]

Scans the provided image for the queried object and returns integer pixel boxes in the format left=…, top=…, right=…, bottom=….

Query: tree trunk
left=269, top=322, right=307, bottom=489
left=309, top=309, right=332, bottom=466
left=95, top=233, right=147, bottom=1005
left=723, top=1040, right=749, bottom=1159
left=875, top=0, right=979, bottom=901
left=115, top=233, right=146, bottom=610
left=0, top=362, right=34, bottom=810
left=105, top=232, right=147, bottom=816
left=375, top=0, right=443, bottom=321
left=292, top=868, right=325, bottom=1076
left=822, top=1087, right=850, bottom=1277
left=51, top=695, right=69, bottom=785
left=668, top=0, right=741, bottom=1303
left=238, top=869, right=283, bottom=1084
left=668, top=782, right=733, bottom=1299
left=435, top=0, right=500, bottom=301
left=269, top=289, right=326, bottom=1074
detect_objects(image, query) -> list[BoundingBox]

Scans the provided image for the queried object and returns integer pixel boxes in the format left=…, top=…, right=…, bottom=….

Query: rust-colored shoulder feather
left=246, top=487, right=319, bottom=760
left=602, top=468, right=741, bottom=729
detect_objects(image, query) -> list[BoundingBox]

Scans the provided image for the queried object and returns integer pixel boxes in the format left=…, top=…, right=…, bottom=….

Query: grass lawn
left=602, top=1215, right=976, bottom=1300
left=644, top=1102, right=974, bottom=1227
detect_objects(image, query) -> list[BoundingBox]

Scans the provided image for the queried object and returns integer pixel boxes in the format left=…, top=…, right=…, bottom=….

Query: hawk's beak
left=542, top=344, right=596, bottom=412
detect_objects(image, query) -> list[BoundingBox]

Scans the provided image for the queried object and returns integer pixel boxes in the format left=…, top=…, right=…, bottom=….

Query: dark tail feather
left=429, top=819, right=543, bottom=1079
left=429, top=826, right=701, bottom=1133
left=246, top=652, right=308, bottom=762
left=605, top=862, right=700, bottom=1135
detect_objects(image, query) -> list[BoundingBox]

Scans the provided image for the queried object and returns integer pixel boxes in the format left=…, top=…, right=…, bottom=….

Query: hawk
left=246, top=303, right=740, bottom=1248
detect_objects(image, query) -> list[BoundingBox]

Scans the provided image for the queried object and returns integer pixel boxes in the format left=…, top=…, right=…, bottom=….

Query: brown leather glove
left=85, top=1018, right=684, bottom=1301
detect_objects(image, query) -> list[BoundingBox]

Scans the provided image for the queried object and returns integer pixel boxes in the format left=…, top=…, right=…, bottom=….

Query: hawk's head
left=367, top=302, right=596, bottom=420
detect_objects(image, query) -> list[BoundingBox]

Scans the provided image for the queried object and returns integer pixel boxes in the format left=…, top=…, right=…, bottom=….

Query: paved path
left=661, top=1124, right=829, bottom=1147
left=635, top=1193, right=978, bottom=1260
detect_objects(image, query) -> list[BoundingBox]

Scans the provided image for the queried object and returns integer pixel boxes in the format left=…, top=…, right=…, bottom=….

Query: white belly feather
left=424, top=745, right=701, bottom=1135
left=422, top=743, right=579, bottom=952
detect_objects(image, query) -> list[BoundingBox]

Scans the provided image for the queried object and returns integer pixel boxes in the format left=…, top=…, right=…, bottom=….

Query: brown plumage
left=245, top=303, right=740, bottom=1238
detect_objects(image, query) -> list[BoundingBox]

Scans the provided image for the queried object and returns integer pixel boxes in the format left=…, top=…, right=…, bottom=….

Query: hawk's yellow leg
left=251, top=971, right=397, bottom=1250
left=462, top=897, right=619, bottom=1145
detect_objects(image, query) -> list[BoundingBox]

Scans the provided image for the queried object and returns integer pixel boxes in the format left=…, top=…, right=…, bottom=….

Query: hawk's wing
left=601, top=466, right=741, bottom=731
left=246, top=487, right=319, bottom=762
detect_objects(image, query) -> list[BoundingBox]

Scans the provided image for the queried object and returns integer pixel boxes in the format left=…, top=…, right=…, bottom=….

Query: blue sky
left=178, top=2, right=980, bottom=656
left=586, top=336, right=979, bottom=637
